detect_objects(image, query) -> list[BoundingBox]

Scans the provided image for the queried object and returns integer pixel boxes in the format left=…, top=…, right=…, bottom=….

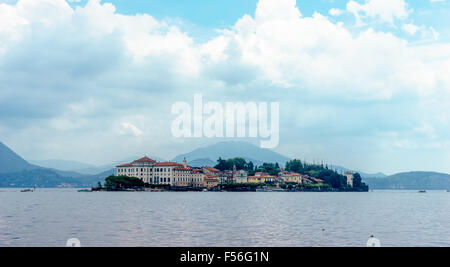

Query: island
left=93, top=157, right=369, bottom=192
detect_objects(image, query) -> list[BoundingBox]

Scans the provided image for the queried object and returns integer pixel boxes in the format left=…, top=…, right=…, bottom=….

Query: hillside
left=0, top=142, right=36, bottom=173
left=363, top=172, right=450, bottom=190
left=29, top=159, right=96, bottom=172
left=173, top=141, right=291, bottom=167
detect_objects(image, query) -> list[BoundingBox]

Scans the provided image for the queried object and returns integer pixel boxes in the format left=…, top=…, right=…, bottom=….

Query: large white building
left=116, top=156, right=205, bottom=187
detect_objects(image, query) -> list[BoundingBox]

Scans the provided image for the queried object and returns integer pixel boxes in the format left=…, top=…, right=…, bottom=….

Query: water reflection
left=0, top=189, right=448, bottom=247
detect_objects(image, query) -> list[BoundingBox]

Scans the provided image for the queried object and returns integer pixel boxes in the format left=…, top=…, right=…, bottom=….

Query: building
left=345, top=172, right=354, bottom=187
left=234, top=170, right=248, bottom=183
left=116, top=157, right=205, bottom=187
left=204, top=175, right=220, bottom=188
left=279, top=172, right=302, bottom=184
left=310, top=177, right=325, bottom=184
left=248, top=172, right=276, bottom=184
left=116, top=156, right=156, bottom=184
left=202, top=166, right=220, bottom=176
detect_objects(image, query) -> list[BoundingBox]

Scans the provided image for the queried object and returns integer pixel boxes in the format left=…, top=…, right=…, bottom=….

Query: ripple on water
left=0, top=190, right=449, bottom=246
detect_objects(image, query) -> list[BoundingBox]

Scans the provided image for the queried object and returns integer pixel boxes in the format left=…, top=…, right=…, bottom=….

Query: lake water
left=0, top=189, right=449, bottom=247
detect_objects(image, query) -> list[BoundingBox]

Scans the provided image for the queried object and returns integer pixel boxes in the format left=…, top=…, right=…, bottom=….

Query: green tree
left=215, top=157, right=228, bottom=171
left=285, top=159, right=304, bottom=173
left=353, top=173, right=362, bottom=188
left=104, top=175, right=145, bottom=191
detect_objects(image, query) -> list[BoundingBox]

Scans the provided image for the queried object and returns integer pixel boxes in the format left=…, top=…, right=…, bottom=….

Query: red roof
left=203, top=166, right=220, bottom=172
left=155, top=162, right=182, bottom=167
left=117, top=163, right=133, bottom=167
left=133, top=156, right=156, bottom=163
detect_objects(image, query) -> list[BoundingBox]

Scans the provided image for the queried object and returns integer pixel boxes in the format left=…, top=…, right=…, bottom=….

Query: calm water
left=0, top=189, right=449, bottom=247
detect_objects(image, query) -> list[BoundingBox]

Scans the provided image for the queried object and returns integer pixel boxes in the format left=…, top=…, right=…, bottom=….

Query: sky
left=0, top=0, right=449, bottom=175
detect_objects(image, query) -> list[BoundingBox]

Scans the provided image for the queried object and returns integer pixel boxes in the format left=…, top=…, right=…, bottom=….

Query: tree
left=215, top=157, right=228, bottom=171
left=353, top=173, right=362, bottom=188
left=256, top=163, right=281, bottom=176
left=104, top=175, right=145, bottom=191
left=246, top=161, right=254, bottom=172
left=285, top=159, right=303, bottom=173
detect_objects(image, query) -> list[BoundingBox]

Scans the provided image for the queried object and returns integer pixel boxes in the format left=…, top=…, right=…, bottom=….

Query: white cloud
left=329, top=8, right=344, bottom=16
left=402, top=23, right=420, bottom=35
left=122, top=122, right=143, bottom=137
left=346, top=0, right=411, bottom=26
left=0, top=0, right=449, bottom=172
left=402, top=23, right=440, bottom=41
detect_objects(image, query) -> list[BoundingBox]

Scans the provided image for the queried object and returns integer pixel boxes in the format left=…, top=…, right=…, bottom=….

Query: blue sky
left=61, top=0, right=450, bottom=42
left=0, top=0, right=449, bottom=175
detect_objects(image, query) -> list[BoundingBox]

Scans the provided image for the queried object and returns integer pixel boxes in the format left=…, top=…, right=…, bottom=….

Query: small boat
left=418, top=190, right=427, bottom=193
left=21, top=189, right=34, bottom=192
left=78, top=189, right=92, bottom=192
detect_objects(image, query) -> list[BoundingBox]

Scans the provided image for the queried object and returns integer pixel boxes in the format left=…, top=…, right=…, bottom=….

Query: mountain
left=28, top=159, right=96, bottom=172
left=173, top=141, right=291, bottom=167
left=0, top=141, right=113, bottom=187
left=188, top=158, right=216, bottom=168
left=0, top=168, right=103, bottom=188
left=329, top=165, right=386, bottom=178
left=0, top=141, right=36, bottom=173
left=363, top=172, right=450, bottom=190
left=76, top=155, right=167, bottom=175
left=29, top=155, right=166, bottom=175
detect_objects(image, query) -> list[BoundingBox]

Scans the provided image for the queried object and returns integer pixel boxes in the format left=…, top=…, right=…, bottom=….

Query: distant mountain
left=329, top=165, right=386, bottom=178
left=0, top=168, right=102, bottom=188
left=0, top=141, right=36, bottom=173
left=76, top=155, right=166, bottom=175
left=0, top=141, right=114, bottom=187
left=363, top=172, right=450, bottom=190
left=29, top=159, right=96, bottom=172
left=28, top=155, right=167, bottom=175
left=173, top=141, right=291, bottom=166
left=188, top=158, right=216, bottom=168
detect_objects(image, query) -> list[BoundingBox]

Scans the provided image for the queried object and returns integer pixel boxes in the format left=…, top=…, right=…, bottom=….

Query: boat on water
left=21, top=189, right=34, bottom=192
left=418, top=190, right=427, bottom=193
left=78, top=189, right=92, bottom=192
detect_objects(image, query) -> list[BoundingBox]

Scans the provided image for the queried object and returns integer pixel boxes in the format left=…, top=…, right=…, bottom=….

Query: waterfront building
left=233, top=170, right=248, bottom=183
left=248, top=172, right=276, bottom=184
left=116, top=157, right=205, bottom=187
left=202, top=166, right=220, bottom=176
left=278, top=172, right=302, bottom=184
left=116, top=156, right=156, bottom=184
left=204, top=175, right=220, bottom=188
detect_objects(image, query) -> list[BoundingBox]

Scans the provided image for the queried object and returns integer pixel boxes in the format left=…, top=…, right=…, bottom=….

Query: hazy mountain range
left=0, top=140, right=449, bottom=189
left=363, top=172, right=450, bottom=190
left=173, top=141, right=290, bottom=167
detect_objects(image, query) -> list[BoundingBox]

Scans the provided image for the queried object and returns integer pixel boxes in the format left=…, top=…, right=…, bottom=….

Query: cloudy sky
left=0, top=0, right=449, bottom=174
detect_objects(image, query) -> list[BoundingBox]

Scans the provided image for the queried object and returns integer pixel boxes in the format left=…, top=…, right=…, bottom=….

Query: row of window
left=117, top=167, right=173, bottom=173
